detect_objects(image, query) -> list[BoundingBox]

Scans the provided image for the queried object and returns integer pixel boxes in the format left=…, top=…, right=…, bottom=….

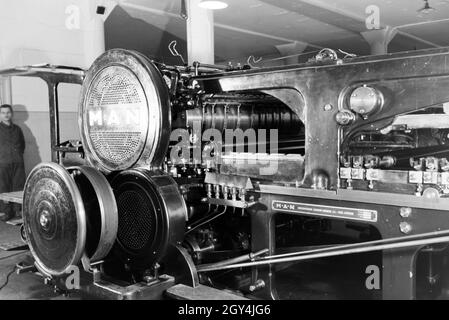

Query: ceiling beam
left=259, top=0, right=442, bottom=49
left=120, top=2, right=180, bottom=19
left=303, top=0, right=441, bottom=48
left=119, top=1, right=321, bottom=49
left=396, top=17, right=449, bottom=29
left=214, top=23, right=322, bottom=49
left=396, top=30, right=440, bottom=48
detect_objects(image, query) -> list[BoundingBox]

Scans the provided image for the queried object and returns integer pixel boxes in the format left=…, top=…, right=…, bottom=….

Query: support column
left=186, top=0, right=214, bottom=65
left=0, top=77, right=12, bottom=105
left=0, top=48, right=12, bottom=104
left=275, top=41, right=308, bottom=65
left=82, top=0, right=117, bottom=68
left=82, top=15, right=105, bottom=68
left=361, top=26, right=397, bottom=55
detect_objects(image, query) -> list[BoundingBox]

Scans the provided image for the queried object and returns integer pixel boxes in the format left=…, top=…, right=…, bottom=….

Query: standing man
left=0, top=104, right=26, bottom=221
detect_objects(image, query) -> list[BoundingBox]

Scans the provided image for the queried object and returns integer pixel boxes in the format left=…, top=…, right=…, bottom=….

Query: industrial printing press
left=19, top=46, right=449, bottom=300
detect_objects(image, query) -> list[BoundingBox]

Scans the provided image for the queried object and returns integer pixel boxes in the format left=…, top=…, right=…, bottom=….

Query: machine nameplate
left=272, top=200, right=378, bottom=222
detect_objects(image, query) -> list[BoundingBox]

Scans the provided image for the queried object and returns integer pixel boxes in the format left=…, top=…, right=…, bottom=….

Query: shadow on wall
left=105, top=5, right=188, bottom=65
left=13, top=104, right=42, bottom=174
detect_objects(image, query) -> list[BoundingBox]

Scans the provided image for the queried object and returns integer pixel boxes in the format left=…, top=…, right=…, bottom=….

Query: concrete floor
left=0, top=220, right=382, bottom=300
left=0, top=221, right=66, bottom=300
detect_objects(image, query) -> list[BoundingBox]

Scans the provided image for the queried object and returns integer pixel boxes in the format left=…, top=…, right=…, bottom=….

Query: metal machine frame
left=192, top=47, right=449, bottom=299
left=14, top=47, right=449, bottom=300
left=0, top=65, right=85, bottom=163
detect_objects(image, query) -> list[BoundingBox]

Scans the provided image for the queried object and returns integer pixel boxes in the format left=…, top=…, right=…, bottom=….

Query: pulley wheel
left=68, top=166, right=118, bottom=263
left=22, top=163, right=86, bottom=277
left=161, top=244, right=199, bottom=287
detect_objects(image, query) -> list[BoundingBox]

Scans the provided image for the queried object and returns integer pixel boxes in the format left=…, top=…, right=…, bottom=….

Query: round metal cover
left=22, top=163, right=86, bottom=277
left=79, top=49, right=171, bottom=173
left=69, top=166, right=118, bottom=263
left=111, top=169, right=187, bottom=270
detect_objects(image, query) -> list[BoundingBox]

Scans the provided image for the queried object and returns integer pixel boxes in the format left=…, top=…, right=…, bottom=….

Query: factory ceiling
left=109, top=0, right=449, bottom=64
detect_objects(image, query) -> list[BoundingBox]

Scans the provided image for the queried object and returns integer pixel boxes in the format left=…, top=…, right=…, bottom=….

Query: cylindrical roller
left=68, top=166, right=118, bottom=263
left=183, top=102, right=302, bottom=133
left=110, top=169, right=187, bottom=271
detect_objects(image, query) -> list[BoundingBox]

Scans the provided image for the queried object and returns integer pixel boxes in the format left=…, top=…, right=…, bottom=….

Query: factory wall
left=105, top=5, right=188, bottom=66
left=0, top=0, right=106, bottom=173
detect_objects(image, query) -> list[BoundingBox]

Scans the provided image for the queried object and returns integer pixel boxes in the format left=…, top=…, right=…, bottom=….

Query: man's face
left=0, top=108, right=12, bottom=123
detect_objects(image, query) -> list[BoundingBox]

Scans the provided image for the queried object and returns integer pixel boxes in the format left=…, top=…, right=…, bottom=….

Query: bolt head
left=324, top=104, right=333, bottom=111
left=400, top=221, right=412, bottom=234
left=400, top=207, right=412, bottom=218
left=39, top=210, right=51, bottom=229
left=335, top=111, right=355, bottom=126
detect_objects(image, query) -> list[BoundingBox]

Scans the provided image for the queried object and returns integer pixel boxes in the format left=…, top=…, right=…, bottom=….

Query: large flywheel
left=22, top=163, right=118, bottom=277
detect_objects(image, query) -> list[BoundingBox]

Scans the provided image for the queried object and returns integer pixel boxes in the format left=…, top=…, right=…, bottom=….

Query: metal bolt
left=399, top=222, right=412, bottom=234
left=400, top=207, right=412, bottom=218
left=231, top=187, right=237, bottom=201
left=415, top=184, right=423, bottom=197
left=39, top=211, right=50, bottom=228
left=335, top=110, right=356, bottom=126
left=249, top=279, right=265, bottom=292
left=324, top=104, right=333, bottom=111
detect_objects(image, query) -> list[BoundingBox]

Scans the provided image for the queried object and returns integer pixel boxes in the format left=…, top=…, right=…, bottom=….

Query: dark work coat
left=0, top=121, right=26, bottom=217
left=0, top=121, right=25, bottom=165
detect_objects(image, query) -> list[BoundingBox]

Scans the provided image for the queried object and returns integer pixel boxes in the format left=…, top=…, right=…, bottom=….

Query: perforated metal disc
left=22, top=163, right=86, bottom=277
left=85, top=66, right=147, bottom=169
left=111, top=170, right=187, bottom=270
left=79, top=49, right=171, bottom=173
